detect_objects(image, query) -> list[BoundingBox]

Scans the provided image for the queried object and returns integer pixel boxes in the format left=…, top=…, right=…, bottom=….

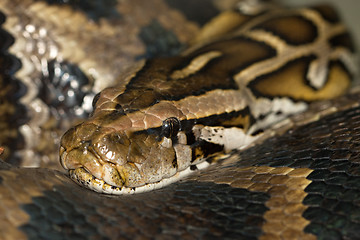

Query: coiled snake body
left=0, top=0, right=360, bottom=239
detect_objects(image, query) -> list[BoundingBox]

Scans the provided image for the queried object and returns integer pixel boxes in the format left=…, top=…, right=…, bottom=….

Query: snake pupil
left=161, top=117, right=180, bottom=138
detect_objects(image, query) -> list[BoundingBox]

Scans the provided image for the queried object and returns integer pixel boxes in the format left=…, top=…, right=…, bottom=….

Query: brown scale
left=248, top=56, right=352, bottom=101
left=311, top=4, right=340, bottom=23
left=253, top=15, right=318, bottom=45
left=108, top=36, right=276, bottom=115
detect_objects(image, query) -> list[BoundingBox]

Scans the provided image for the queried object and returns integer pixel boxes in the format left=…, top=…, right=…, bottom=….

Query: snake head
left=59, top=118, right=189, bottom=194
left=59, top=85, right=201, bottom=194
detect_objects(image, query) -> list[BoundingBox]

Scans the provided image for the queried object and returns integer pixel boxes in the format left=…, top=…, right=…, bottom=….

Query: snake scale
left=0, top=0, right=360, bottom=239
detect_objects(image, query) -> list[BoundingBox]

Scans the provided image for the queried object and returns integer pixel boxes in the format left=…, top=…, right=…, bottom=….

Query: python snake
left=0, top=0, right=360, bottom=239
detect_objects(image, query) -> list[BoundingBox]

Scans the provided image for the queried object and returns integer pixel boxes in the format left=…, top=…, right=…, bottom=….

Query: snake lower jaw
left=68, top=160, right=212, bottom=195
left=70, top=167, right=155, bottom=195
left=69, top=167, right=129, bottom=194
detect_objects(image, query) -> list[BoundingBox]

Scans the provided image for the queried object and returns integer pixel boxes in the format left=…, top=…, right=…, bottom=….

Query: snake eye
left=92, top=92, right=101, bottom=108
left=161, top=117, right=180, bottom=138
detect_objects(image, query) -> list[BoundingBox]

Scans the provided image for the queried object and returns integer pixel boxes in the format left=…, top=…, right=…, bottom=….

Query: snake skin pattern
left=60, top=1, right=356, bottom=195
left=0, top=0, right=360, bottom=239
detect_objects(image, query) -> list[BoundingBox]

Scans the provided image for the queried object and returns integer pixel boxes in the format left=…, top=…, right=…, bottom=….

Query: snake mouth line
left=69, top=160, right=212, bottom=195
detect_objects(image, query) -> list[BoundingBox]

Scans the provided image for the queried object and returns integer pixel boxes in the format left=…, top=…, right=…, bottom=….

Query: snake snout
left=93, top=132, right=131, bottom=166
left=59, top=122, right=133, bottom=188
